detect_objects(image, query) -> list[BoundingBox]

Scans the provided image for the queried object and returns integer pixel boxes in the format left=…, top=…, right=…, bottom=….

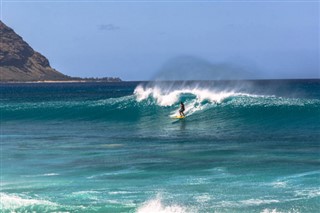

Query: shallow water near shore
left=1, top=80, right=319, bottom=212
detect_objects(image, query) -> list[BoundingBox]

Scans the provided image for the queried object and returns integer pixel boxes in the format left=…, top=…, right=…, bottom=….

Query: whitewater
left=1, top=80, right=319, bottom=212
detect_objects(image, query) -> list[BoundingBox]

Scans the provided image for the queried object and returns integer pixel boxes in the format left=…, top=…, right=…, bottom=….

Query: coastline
left=0, top=80, right=123, bottom=84
left=0, top=78, right=319, bottom=84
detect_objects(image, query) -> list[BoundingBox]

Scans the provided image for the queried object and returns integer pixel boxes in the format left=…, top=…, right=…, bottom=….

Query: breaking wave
left=1, top=81, right=319, bottom=123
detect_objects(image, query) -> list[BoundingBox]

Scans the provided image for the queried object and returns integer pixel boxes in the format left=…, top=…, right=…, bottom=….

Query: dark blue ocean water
left=1, top=80, right=319, bottom=213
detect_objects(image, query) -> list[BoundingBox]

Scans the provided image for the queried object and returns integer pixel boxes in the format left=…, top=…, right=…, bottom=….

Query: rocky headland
left=0, top=21, right=121, bottom=82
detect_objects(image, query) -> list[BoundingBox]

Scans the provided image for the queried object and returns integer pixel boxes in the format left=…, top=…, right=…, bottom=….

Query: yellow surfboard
left=174, top=115, right=185, bottom=119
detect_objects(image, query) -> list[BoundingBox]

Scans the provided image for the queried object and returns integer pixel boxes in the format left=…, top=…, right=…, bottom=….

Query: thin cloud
left=98, top=24, right=120, bottom=31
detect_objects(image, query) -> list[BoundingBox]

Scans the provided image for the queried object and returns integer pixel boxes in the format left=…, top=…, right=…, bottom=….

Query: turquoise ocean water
left=1, top=80, right=319, bottom=213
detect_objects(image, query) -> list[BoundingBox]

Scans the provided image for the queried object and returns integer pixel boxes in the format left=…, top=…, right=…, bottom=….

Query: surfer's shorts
left=179, top=109, right=184, bottom=113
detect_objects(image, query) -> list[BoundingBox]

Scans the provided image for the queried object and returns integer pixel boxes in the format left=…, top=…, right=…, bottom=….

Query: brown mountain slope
left=0, top=21, right=70, bottom=81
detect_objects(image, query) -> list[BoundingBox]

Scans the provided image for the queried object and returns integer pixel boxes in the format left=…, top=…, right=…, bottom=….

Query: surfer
left=179, top=102, right=185, bottom=117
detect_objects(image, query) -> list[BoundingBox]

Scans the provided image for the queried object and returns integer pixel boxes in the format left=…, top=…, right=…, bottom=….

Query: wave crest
left=134, top=84, right=240, bottom=107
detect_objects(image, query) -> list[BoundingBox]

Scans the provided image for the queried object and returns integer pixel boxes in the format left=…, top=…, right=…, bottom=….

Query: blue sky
left=1, top=0, right=319, bottom=80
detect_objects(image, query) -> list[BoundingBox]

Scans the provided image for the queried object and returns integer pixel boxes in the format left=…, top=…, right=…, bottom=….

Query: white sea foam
left=271, top=181, right=287, bottom=188
left=186, top=177, right=209, bottom=185
left=134, top=83, right=320, bottom=113
left=220, top=198, right=280, bottom=208
left=136, top=196, right=193, bottom=213
left=195, top=193, right=211, bottom=203
left=43, top=173, right=59, bottom=176
left=108, top=190, right=135, bottom=195
left=72, top=190, right=100, bottom=195
left=261, top=209, right=282, bottom=213
left=134, top=84, right=270, bottom=118
left=0, top=193, right=57, bottom=211
left=294, top=188, right=320, bottom=198
left=240, top=199, right=280, bottom=206
left=261, top=208, right=300, bottom=213
left=87, top=168, right=141, bottom=179
left=134, top=85, right=237, bottom=107
left=21, top=173, right=59, bottom=178
left=135, top=85, right=239, bottom=118
left=136, top=194, right=198, bottom=213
